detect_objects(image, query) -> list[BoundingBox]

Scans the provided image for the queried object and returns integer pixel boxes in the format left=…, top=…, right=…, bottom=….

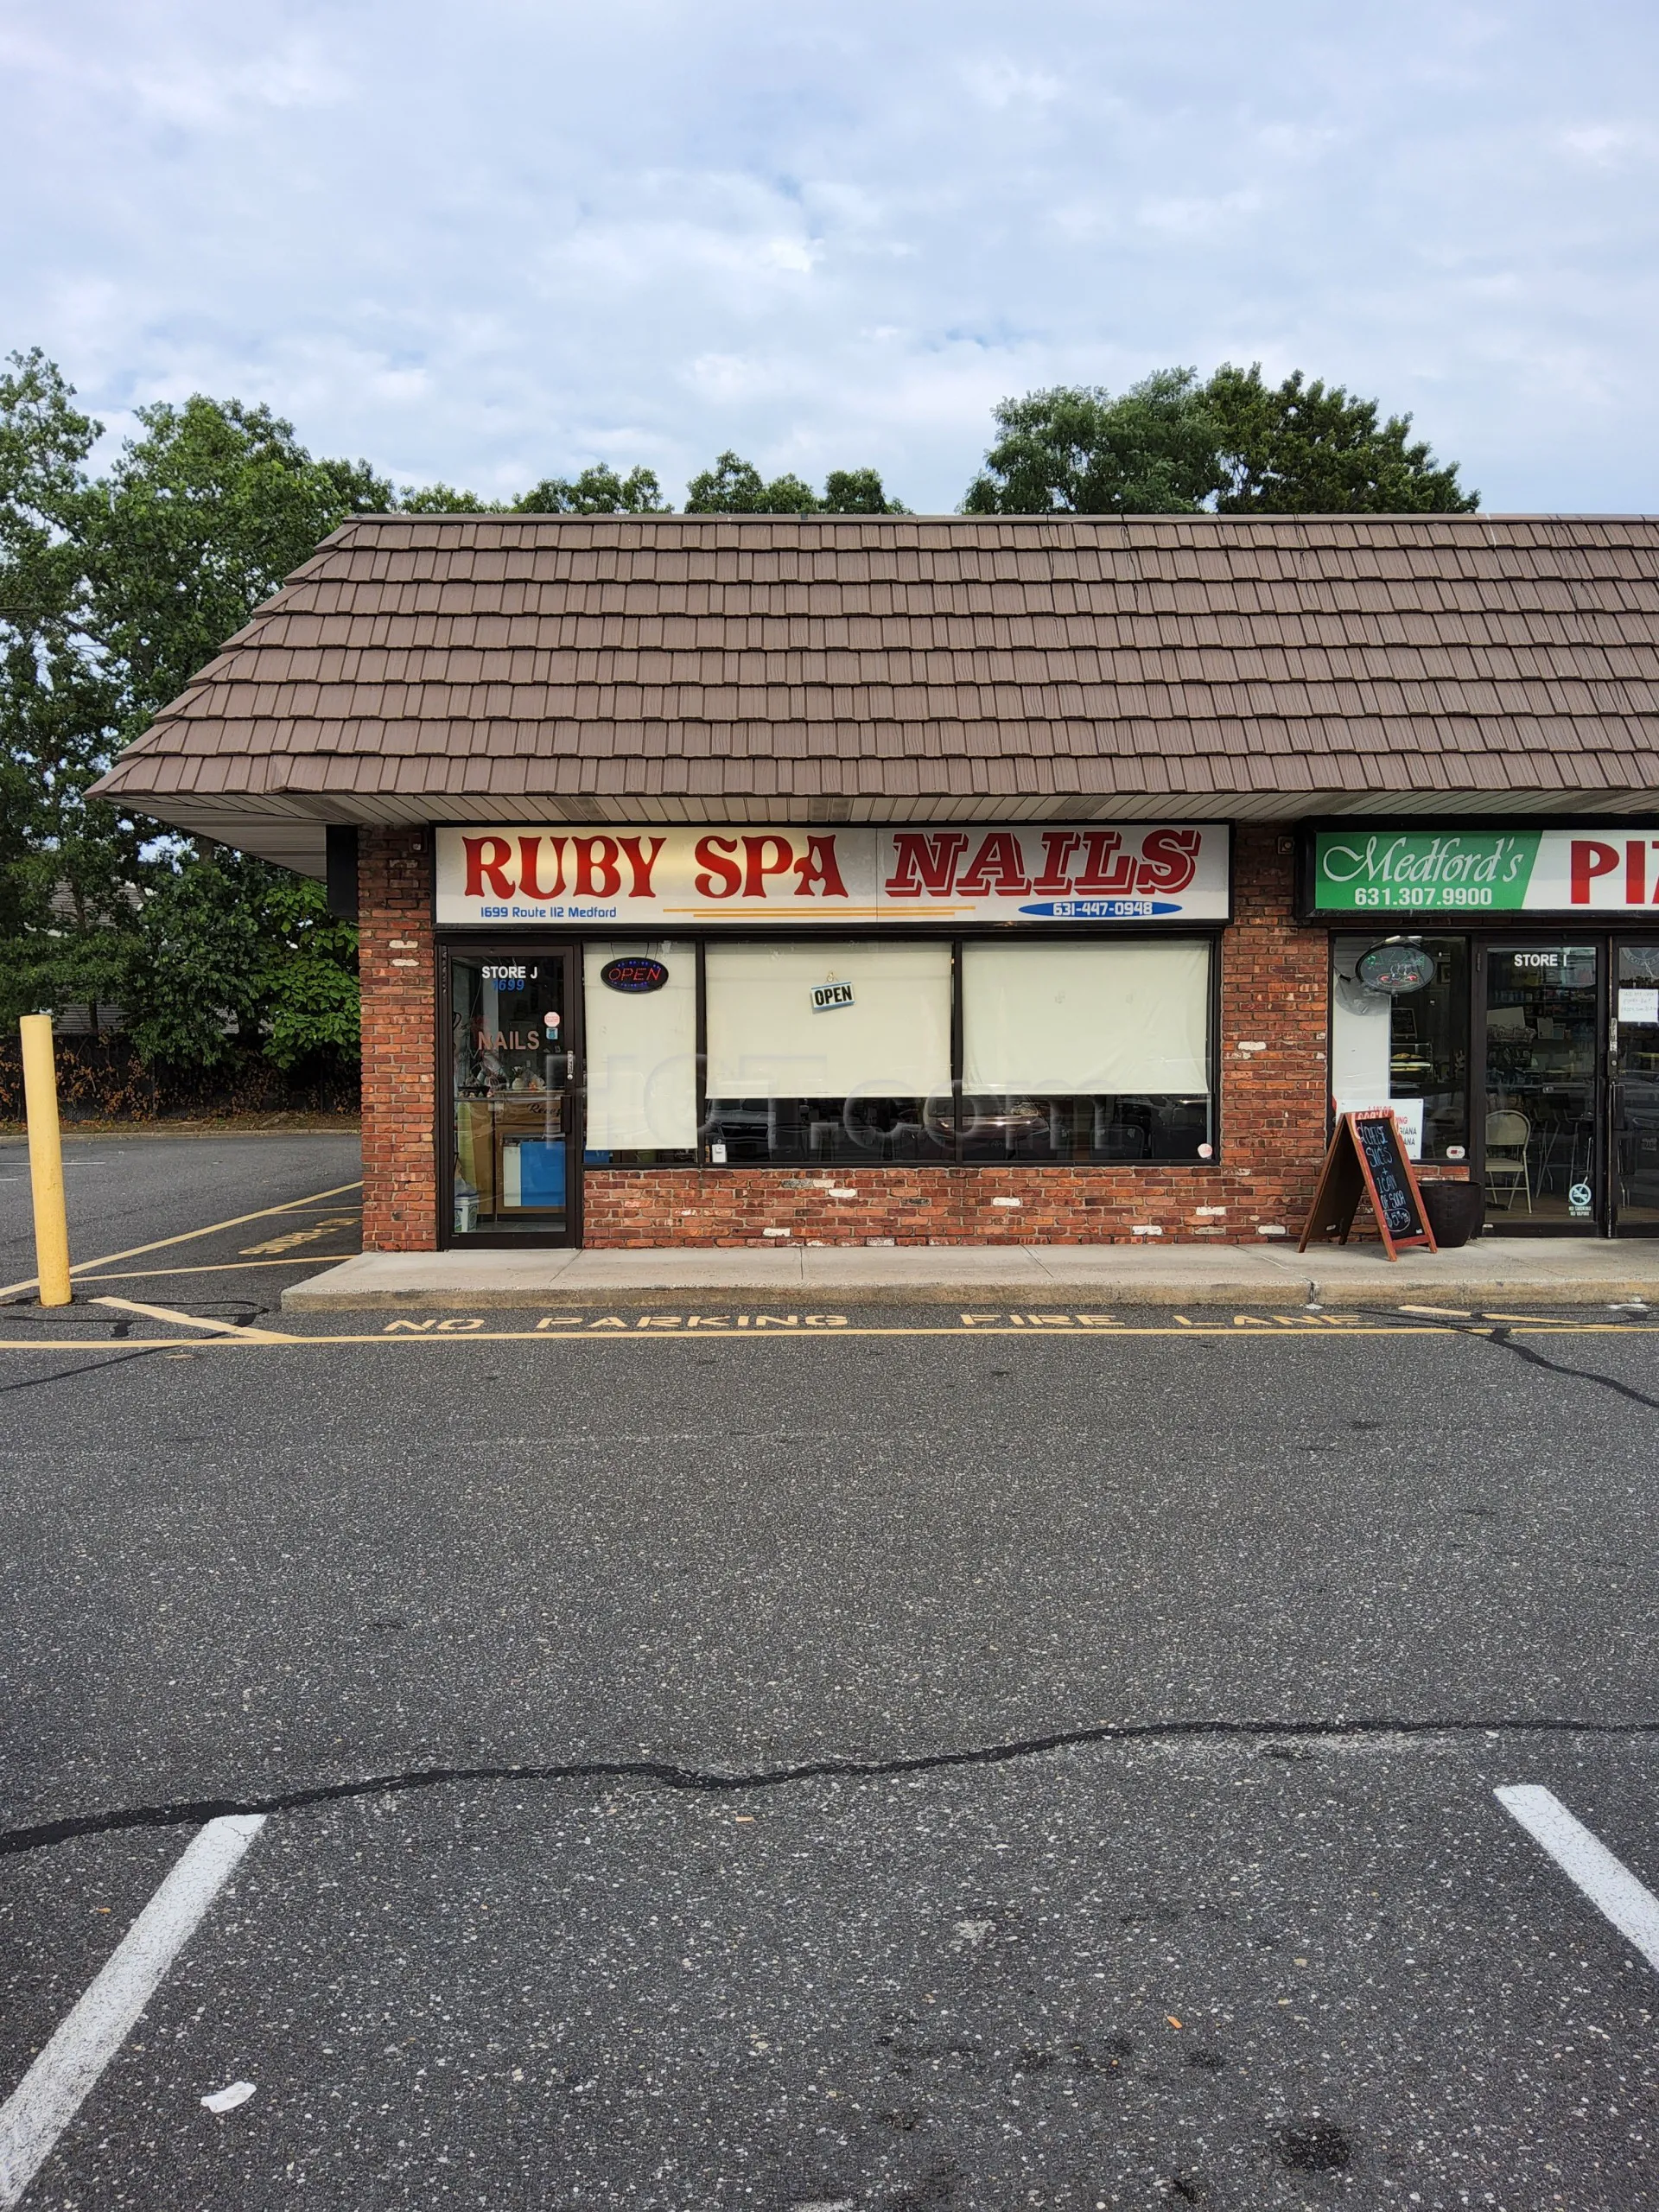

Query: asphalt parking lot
left=0, top=1136, right=1656, bottom=2208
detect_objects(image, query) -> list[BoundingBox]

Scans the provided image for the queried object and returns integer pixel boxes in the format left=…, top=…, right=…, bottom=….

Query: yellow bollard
left=20, top=1014, right=72, bottom=1306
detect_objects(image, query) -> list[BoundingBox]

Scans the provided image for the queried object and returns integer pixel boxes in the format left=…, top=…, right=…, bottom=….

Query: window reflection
left=957, top=1095, right=1212, bottom=1162
left=1331, top=935, right=1468, bottom=1161
left=1484, top=943, right=1597, bottom=1223
left=450, top=955, right=569, bottom=1236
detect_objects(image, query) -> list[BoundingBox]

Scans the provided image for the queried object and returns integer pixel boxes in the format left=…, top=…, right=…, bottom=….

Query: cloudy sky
left=4, top=1, right=1656, bottom=512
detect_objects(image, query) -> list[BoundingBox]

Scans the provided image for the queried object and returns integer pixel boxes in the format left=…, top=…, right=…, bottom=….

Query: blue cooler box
left=503, top=1139, right=565, bottom=1209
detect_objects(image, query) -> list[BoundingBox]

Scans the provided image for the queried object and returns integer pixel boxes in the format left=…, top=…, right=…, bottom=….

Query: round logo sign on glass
left=600, top=956, right=670, bottom=995
left=1357, top=943, right=1437, bottom=994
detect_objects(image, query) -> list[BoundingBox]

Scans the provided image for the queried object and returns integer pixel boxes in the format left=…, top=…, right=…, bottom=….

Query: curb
left=282, top=1274, right=1659, bottom=1313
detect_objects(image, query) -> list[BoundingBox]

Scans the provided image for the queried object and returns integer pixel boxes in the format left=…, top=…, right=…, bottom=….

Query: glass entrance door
left=448, top=949, right=576, bottom=1243
left=1612, top=942, right=1659, bottom=1235
left=1483, top=942, right=1600, bottom=1230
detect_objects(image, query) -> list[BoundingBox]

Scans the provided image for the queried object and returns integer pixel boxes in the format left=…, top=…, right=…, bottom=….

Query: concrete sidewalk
left=283, top=1237, right=1659, bottom=1310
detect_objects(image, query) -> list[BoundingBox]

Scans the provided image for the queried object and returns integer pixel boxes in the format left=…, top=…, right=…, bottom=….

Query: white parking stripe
left=0, top=1815, right=266, bottom=2208
left=1497, top=1783, right=1659, bottom=1971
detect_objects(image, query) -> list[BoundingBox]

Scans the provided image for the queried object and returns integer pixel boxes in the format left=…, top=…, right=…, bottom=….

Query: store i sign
left=435, top=824, right=1231, bottom=926
left=1311, top=828, right=1659, bottom=914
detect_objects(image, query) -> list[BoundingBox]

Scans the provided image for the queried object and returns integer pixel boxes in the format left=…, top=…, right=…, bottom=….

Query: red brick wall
left=358, top=824, right=1341, bottom=1249
left=359, top=828, right=438, bottom=1251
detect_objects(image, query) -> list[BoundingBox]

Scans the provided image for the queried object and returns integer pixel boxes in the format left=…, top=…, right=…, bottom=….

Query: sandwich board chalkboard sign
left=1298, top=1109, right=1438, bottom=1262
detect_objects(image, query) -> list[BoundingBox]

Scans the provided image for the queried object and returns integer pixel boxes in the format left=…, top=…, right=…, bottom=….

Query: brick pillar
left=358, top=827, right=438, bottom=1251
left=1217, top=826, right=1329, bottom=1229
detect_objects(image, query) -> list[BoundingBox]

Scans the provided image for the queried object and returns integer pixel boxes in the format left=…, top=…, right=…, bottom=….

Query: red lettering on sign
left=1074, top=831, right=1134, bottom=894
left=742, top=835, right=795, bottom=898
left=1570, top=839, right=1619, bottom=904
left=463, top=836, right=516, bottom=900
left=694, top=836, right=742, bottom=898
left=1629, top=840, right=1647, bottom=906
left=1032, top=830, right=1080, bottom=894
left=793, top=835, right=849, bottom=898
left=884, top=830, right=969, bottom=898
left=1135, top=827, right=1201, bottom=895
left=517, top=835, right=566, bottom=900
left=617, top=835, right=666, bottom=898
left=956, top=831, right=1031, bottom=897
left=571, top=836, right=622, bottom=898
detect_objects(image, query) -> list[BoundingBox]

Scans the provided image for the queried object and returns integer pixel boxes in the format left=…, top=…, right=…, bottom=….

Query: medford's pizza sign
left=435, top=824, right=1230, bottom=927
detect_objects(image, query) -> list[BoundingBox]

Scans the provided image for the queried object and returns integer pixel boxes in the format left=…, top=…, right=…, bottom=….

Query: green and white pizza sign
left=1312, top=828, right=1659, bottom=914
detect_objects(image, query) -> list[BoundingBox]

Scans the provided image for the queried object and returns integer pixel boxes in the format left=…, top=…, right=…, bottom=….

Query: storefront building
left=1311, top=823, right=1659, bottom=1232
left=92, top=513, right=1659, bottom=1248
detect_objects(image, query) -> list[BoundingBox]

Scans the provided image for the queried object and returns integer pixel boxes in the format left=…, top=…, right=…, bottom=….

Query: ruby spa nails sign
left=435, top=824, right=1230, bottom=927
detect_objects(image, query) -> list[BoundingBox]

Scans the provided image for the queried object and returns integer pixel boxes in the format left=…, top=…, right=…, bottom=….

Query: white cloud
left=127, top=39, right=346, bottom=129
left=961, top=56, right=1065, bottom=111
left=1, top=0, right=1656, bottom=512
left=1135, top=189, right=1268, bottom=240
left=1556, top=122, right=1653, bottom=168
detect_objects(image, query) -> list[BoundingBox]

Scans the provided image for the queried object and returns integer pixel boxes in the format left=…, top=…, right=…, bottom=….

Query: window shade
left=962, top=940, right=1211, bottom=1093
left=706, top=942, right=952, bottom=1098
left=582, top=942, right=697, bottom=1147
left=1329, top=937, right=1394, bottom=1105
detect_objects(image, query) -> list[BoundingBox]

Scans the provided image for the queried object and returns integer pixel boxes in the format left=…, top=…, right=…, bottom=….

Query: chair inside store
left=1484, top=944, right=1597, bottom=1225
left=1484, top=1109, right=1533, bottom=1212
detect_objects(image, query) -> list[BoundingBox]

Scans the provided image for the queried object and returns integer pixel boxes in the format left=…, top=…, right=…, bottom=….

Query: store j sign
left=1310, top=828, right=1659, bottom=915
left=435, top=823, right=1231, bottom=927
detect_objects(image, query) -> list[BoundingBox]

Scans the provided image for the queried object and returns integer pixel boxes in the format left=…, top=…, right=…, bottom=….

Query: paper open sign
left=810, top=980, right=855, bottom=1013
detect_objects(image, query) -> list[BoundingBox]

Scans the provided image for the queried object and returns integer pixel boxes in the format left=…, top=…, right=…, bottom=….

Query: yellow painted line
left=0, top=1320, right=1649, bottom=1350
left=73, top=1256, right=361, bottom=1282
left=0, top=1179, right=363, bottom=1299
left=232, top=1202, right=360, bottom=1215
left=90, top=1296, right=296, bottom=1344
left=240, top=1213, right=361, bottom=1255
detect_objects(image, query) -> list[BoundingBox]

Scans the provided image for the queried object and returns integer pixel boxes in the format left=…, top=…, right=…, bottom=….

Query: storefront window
left=959, top=939, right=1214, bottom=1162
left=1330, top=935, right=1468, bottom=1162
left=704, top=940, right=954, bottom=1164
left=1484, top=943, right=1598, bottom=1222
left=582, top=941, right=696, bottom=1165
left=1615, top=944, right=1659, bottom=1230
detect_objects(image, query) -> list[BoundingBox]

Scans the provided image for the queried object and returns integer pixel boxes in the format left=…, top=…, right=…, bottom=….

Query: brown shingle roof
left=92, top=512, right=1659, bottom=871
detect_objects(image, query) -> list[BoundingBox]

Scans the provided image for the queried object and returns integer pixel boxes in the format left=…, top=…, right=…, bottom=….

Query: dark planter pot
left=1421, top=1179, right=1485, bottom=1249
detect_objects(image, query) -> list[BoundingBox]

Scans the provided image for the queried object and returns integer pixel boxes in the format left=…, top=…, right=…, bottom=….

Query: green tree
left=255, top=870, right=359, bottom=1069
left=516, top=463, right=669, bottom=514
left=1204, top=364, right=1478, bottom=512
left=3, top=369, right=379, bottom=1059
left=0, top=349, right=144, bottom=1030
left=962, top=371, right=1224, bottom=514
left=821, top=467, right=908, bottom=515
left=84, top=396, right=391, bottom=744
left=963, top=363, right=1478, bottom=517
left=124, top=848, right=357, bottom=1071
left=685, top=451, right=906, bottom=514
left=684, top=450, right=819, bottom=513
left=396, top=482, right=508, bottom=513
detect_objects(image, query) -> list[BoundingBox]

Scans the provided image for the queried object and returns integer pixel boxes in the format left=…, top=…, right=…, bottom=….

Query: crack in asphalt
left=1478, top=1324, right=1659, bottom=1412
left=3, top=1303, right=1653, bottom=1862
left=1343, top=1306, right=1659, bottom=1414
left=3, top=1715, right=1657, bottom=1858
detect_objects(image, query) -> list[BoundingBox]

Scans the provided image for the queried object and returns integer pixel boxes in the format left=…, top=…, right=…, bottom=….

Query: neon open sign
left=599, top=956, right=670, bottom=994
